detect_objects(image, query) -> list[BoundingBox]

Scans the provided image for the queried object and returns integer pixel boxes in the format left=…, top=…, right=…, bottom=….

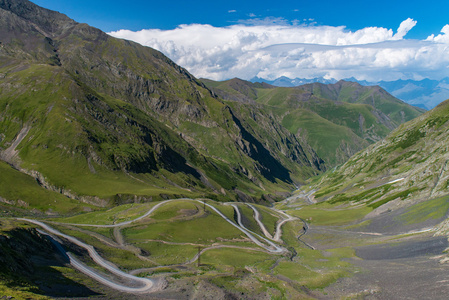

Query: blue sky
left=32, top=0, right=447, bottom=39
left=32, top=0, right=449, bottom=81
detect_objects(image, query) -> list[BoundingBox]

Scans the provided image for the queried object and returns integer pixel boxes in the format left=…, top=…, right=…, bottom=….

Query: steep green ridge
left=0, top=0, right=324, bottom=207
left=301, top=98, right=449, bottom=223
left=299, top=80, right=423, bottom=123
left=203, top=78, right=423, bottom=166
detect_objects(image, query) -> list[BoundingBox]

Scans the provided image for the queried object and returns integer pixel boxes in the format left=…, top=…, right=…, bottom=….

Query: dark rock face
left=229, top=108, right=293, bottom=183
left=0, top=0, right=76, bottom=37
left=0, top=224, right=101, bottom=297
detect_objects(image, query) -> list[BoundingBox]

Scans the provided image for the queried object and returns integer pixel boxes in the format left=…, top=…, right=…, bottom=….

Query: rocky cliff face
left=0, top=0, right=324, bottom=203
left=0, top=225, right=55, bottom=276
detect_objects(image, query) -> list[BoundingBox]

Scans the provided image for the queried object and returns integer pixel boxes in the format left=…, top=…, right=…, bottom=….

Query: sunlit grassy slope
left=295, top=99, right=449, bottom=227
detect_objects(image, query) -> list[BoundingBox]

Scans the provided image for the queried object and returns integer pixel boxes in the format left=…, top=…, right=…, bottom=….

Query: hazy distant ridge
left=251, top=76, right=449, bottom=110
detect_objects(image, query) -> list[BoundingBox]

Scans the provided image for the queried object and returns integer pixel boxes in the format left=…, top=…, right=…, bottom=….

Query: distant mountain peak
left=202, top=77, right=422, bottom=167
left=251, top=75, right=449, bottom=109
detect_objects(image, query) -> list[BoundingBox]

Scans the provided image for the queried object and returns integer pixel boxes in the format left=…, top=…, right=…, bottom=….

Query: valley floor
left=321, top=231, right=449, bottom=299
left=3, top=195, right=449, bottom=299
left=295, top=219, right=449, bottom=299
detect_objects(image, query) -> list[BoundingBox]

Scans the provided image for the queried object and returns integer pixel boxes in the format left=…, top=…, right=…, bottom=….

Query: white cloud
left=393, top=18, right=417, bottom=40
left=427, top=24, right=449, bottom=43
left=109, top=19, right=449, bottom=82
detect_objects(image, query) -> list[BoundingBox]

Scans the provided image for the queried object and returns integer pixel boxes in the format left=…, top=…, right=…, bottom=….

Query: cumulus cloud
left=393, top=18, right=417, bottom=39
left=109, top=19, right=449, bottom=81
left=427, top=24, right=449, bottom=43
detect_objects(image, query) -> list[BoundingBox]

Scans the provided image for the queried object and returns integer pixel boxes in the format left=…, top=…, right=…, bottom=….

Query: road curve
left=273, top=209, right=297, bottom=242
left=18, top=218, right=158, bottom=293
left=245, top=204, right=273, bottom=239
left=214, top=202, right=285, bottom=253
left=60, top=198, right=286, bottom=253
left=64, top=199, right=188, bottom=228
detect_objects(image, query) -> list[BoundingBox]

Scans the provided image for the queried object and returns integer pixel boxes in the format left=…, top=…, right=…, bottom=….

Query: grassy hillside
left=0, top=161, right=94, bottom=216
left=297, top=98, right=449, bottom=227
left=203, top=78, right=423, bottom=166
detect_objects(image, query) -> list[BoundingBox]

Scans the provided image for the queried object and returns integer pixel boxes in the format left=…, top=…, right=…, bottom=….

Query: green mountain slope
left=2, top=2, right=449, bottom=300
left=298, top=80, right=423, bottom=127
left=203, top=78, right=423, bottom=166
left=300, top=98, right=449, bottom=226
left=0, top=0, right=324, bottom=209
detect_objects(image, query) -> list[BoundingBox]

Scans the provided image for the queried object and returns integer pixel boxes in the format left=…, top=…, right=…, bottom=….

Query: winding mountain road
left=272, top=209, right=297, bottom=242
left=19, top=218, right=159, bottom=293
left=63, top=199, right=287, bottom=253
left=18, top=197, right=305, bottom=294
left=225, top=203, right=285, bottom=253
left=64, top=199, right=189, bottom=228
left=246, top=203, right=273, bottom=239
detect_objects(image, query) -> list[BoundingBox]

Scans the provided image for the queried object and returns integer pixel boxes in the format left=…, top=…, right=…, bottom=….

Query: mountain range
left=3, top=1, right=449, bottom=299
left=202, top=78, right=423, bottom=166
left=0, top=0, right=326, bottom=206
left=252, top=76, right=449, bottom=110
left=0, top=0, right=423, bottom=207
